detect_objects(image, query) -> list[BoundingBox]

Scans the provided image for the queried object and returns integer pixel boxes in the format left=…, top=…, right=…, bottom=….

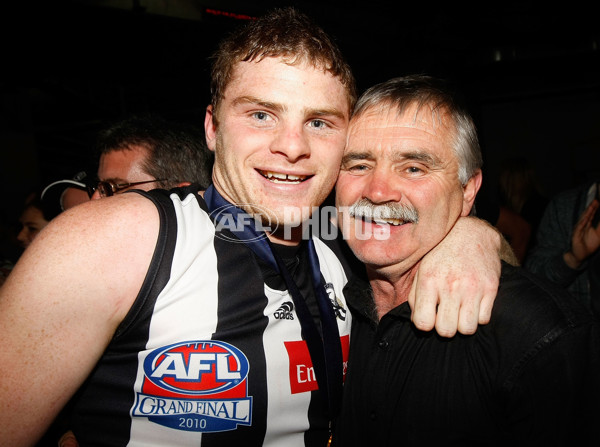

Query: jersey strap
left=203, top=184, right=343, bottom=417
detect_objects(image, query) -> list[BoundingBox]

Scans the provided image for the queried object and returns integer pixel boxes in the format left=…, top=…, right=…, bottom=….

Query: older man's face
left=336, top=104, right=480, bottom=274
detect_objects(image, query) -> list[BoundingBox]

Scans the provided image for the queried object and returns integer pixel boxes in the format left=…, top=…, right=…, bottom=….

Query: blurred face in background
left=17, top=205, right=50, bottom=249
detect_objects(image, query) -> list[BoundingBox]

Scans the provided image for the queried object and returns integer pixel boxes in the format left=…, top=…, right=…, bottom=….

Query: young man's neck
left=267, top=226, right=304, bottom=247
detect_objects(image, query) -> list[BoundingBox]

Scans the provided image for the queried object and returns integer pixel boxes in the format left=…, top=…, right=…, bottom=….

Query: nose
left=16, top=227, right=29, bottom=247
left=269, top=124, right=310, bottom=162
left=363, top=167, right=403, bottom=204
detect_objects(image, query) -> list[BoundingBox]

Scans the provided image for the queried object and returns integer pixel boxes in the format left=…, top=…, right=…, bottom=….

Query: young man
left=1, top=10, right=502, bottom=446
left=333, top=75, right=600, bottom=445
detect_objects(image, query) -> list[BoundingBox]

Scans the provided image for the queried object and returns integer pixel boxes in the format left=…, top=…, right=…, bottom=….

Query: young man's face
left=336, top=104, right=481, bottom=275
left=205, top=57, right=351, bottom=244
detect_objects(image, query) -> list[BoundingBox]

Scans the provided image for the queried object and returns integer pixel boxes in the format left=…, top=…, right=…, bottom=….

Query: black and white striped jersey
left=70, top=185, right=352, bottom=446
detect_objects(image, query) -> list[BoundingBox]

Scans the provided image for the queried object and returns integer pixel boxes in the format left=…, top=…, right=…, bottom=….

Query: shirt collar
left=343, top=274, right=412, bottom=323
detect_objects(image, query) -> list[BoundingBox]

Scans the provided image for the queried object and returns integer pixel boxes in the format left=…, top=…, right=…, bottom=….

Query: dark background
left=2, top=0, right=599, bottom=229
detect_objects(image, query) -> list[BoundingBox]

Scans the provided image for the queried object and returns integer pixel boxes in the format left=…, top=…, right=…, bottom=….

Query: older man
left=333, top=75, right=600, bottom=446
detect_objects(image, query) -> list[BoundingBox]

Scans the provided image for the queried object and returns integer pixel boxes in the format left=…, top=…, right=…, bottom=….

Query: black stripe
left=70, top=187, right=179, bottom=446
left=201, top=231, right=270, bottom=446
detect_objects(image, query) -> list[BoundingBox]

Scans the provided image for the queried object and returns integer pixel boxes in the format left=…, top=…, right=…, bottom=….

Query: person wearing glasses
left=40, top=114, right=213, bottom=216
left=91, top=113, right=213, bottom=198
left=0, top=9, right=508, bottom=447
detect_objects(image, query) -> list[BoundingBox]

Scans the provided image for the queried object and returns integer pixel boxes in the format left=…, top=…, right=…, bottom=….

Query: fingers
left=409, top=270, right=436, bottom=333
left=477, top=289, right=495, bottom=325
left=589, top=200, right=600, bottom=230
left=435, top=292, right=460, bottom=338
left=455, top=295, right=479, bottom=336
left=410, top=270, right=498, bottom=337
left=58, top=431, right=79, bottom=447
left=410, top=272, right=463, bottom=338
left=577, top=200, right=599, bottom=229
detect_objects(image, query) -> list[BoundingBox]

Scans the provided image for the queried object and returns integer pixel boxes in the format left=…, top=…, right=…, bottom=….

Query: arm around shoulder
left=410, top=216, right=510, bottom=337
left=0, top=193, right=159, bottom=446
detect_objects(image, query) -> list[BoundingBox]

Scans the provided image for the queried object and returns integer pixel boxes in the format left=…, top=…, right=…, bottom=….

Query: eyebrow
left=232, top=95, right=347, bottom=120
left=342, top=149, right=443, bottom=167
left=341, top=151, right=374, bottom=164
left=398, top=150, right=442, bottom=167
left=233, top=96, right=284, bottom=113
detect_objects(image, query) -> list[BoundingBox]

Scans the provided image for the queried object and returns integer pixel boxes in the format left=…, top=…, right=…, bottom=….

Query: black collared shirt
left=334, top=263, right=600, bottom=446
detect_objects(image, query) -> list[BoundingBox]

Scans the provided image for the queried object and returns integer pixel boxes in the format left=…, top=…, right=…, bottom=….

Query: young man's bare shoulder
left=25, top=192, right=160, bottom=286
left=46, top=192, right=159, bottom=241
left=6, top=192, right=161, bottom=322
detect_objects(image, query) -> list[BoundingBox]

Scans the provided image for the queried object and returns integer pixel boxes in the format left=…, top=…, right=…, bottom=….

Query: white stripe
left=128, top=192, right=219, bottom=446
left=262, top=285, right=308, bottom=446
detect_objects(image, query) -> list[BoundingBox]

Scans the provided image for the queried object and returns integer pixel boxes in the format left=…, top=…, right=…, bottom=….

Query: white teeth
left=262, top=171, right=307, bottom=183
left=373, top=218, right=404, bottom=226
left=266, top=172, right=287, bottom=180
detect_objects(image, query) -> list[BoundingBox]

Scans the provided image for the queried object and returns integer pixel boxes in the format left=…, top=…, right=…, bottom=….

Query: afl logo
left=143, top=340, right=250, bottom=395
left=210, top=203, right=279, bottom=243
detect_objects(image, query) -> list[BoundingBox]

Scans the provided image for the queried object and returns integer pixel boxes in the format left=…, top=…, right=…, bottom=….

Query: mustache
left=347, top=198, right=419, bottom=223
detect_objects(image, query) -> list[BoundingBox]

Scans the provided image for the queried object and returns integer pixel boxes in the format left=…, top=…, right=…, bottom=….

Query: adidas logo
left=274, top=301, right=295, bottom=320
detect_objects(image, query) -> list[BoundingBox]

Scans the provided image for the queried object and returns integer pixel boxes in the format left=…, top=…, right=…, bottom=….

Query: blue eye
left=253, top=112, right=268, bottom=120
left=309, top=119, right=327, bottom=129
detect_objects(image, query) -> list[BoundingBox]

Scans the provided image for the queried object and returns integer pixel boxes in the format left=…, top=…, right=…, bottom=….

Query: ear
left=204, top=105, right=217, bottom=152
left=461, top=169, right=482, bottom=217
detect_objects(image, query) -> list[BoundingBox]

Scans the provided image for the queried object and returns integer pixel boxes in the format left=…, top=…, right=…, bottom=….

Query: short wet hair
left=209, top=7, right=356, bottom=117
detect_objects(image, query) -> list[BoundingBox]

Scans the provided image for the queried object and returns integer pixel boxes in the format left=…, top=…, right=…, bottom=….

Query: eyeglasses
left=92, top=179, right=168, bottom=198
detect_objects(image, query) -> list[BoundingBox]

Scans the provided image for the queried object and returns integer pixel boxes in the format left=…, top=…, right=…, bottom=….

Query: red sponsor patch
left=284, top=335, right=349, bottom=394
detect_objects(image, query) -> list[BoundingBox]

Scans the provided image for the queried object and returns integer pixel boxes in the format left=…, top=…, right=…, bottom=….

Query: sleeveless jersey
left=70, top=185, right=352, bottom=446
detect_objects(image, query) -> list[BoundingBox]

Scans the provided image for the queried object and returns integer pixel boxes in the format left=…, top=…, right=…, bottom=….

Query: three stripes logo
left=274, top=301, right=295, bottom=320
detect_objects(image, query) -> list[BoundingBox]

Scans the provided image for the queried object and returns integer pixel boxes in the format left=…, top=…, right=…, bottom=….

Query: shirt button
left=378, top=339, right=389, bottom=349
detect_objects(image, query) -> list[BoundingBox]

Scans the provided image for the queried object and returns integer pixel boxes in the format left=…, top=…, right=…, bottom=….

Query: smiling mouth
left=352, top=215, right=411, bottom=227
left=258, top=170, right=311, bottom=184
left=367, top=217, right=407, bottom=226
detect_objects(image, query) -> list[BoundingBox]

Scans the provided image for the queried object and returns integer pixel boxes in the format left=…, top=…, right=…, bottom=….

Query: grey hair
left=352, top=75, right=482, bottom=185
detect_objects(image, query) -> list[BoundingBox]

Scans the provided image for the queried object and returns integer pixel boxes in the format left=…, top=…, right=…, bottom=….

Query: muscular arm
left=0, top=194, right=159, bottom=446
left=409, top=216, right=513, bottom=337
